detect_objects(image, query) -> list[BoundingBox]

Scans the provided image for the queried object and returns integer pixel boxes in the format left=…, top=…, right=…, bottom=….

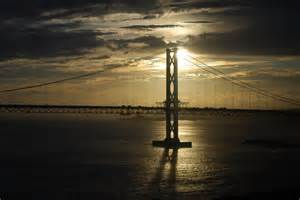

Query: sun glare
left=153, top=48, right=193, bottom=71
left=177, top=48, right=192, bottom=70
left=177, top=48, right=189, bottom=60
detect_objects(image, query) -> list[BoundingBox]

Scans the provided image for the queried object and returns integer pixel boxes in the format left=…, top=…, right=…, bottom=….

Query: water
left=0, top=113, right=299, bottom=199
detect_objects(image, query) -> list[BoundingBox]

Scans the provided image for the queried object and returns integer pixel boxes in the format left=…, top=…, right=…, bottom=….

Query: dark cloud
left=107, top=36, right=167, bottom=50
left=1, top=0, right=299, bottom=20
left=184, top=20, right=215, bottom=24
left=121, top=24, right=182, bottom=30
left=0, top=0, right=162, bottom=20
left=168, top=0, right=250, bottom=12
left=0, top=0, right=166, bottom=61
left=180, top=0, right=300, bottom=56
left=169, top=0, right=300, bottom=12
left=0, top=23, right=109, bottom=60
left=170, top=1, right=300, bottom=57
left=89, top=55, right=111, bottom=60
left=33, top=21, right=83, bottom=30
left=127, top=36, right=166, bottom=47
left=143, top=15, right=158, bottom=19
left=1, top=0, right=300, bottom=59
left=186, top=21, right=300, bottom=56
left=0, top=16, right=166, bottom=60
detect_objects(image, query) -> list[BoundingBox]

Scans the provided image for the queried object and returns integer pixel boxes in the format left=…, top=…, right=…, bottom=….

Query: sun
left=177, top=48, right=189, bottom=60
left=153, top=48, right=193, bottom=71
left=176, top=48, right=192, bottom=70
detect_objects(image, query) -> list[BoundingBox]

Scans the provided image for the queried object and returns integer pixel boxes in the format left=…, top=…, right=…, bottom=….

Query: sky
left=0, top=0, right=300, bottom=108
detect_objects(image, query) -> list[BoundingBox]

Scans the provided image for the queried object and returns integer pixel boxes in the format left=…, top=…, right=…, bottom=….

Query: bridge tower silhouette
left=152, top=47, right=192, bottom=148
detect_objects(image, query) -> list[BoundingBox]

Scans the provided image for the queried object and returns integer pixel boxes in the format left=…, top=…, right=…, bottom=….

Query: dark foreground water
left=0, top=112, right=299, bottom=200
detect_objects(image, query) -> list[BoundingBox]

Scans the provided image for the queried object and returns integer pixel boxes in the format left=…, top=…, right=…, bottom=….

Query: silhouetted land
left=1, top=104, right=299, bottom=116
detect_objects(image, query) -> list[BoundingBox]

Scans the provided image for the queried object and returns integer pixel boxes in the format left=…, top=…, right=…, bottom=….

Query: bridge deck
left=0, top=105, right=298, bottom=117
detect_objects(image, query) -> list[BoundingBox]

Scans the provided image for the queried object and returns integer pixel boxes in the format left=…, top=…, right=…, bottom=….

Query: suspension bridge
left=0, top=48, right=299, bottom=110
left=0, top=47, right=299, bottom=148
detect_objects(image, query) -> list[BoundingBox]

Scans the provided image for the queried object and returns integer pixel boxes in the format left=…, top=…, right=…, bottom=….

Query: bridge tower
left=166, top=47, right=179, bottom=142
left=152, top=48, right=192, bottom=148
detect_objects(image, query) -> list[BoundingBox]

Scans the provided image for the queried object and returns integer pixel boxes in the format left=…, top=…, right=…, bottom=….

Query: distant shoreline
left=0, top=104, right=299, bottom=116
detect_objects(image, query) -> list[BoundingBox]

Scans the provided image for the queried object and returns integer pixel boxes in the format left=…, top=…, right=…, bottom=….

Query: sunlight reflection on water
left=135, top=119, right=228, bottom=199
left=0, top=113, right=299, bottom=199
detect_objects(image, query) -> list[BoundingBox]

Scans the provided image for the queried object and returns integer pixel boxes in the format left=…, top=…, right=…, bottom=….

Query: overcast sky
left=0, top=0, right=299, bottom=108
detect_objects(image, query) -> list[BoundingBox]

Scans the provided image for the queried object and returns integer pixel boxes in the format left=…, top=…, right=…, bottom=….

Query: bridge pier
left=153, top=48, right=192, bottom=148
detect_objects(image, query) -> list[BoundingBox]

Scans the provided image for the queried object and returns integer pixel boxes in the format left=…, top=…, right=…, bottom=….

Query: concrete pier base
left=152, top=138, right=192, bottom=148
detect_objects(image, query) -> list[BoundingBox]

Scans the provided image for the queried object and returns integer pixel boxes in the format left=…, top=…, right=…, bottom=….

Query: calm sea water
left=0, top=112, right=299, bottom=200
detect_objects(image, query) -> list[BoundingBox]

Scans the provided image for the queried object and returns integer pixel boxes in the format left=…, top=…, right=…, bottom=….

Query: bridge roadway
left=0, top=104, right=297, bottom=117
